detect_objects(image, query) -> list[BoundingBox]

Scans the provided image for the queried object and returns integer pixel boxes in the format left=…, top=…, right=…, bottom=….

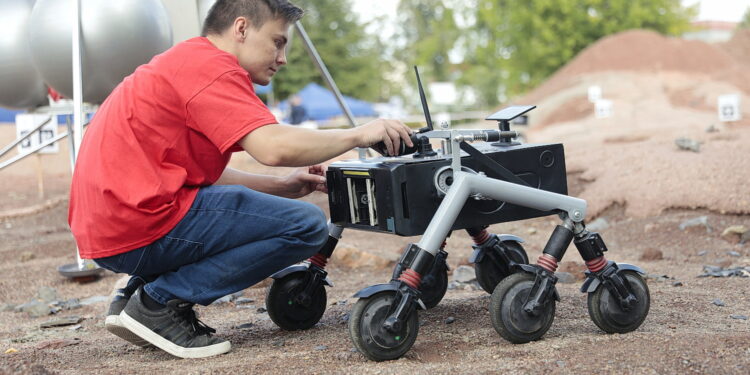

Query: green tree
left=396, top=0, right=461, bottom=82
left=462, top=0, right=695, bottom=106
left=272, top=0, right=392, bottom=103
left=740, top=7, right=750, bottom=29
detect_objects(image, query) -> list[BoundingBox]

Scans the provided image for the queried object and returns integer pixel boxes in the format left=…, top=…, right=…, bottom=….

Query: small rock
left=679, top=216, right=710, bottom=232
left=211, top=295, right=234, bottom=305
left=36, top=287, right=58, bottom=303
left=727, top=251, right=741, bottom=257
left=68, top=325, right=82, bottom=331
left=640, top=248, right=664, bottom=261
left=19, top=252, right=35, bottom=262
left=705, top=124, right=719, bottom=133
left=79, top=296, right=108, bottom=306
left=453, top=265, right=476, bottom=283
left=586, top=217, right=610, bottom=232
left=256, top=307, right=267, bottom=313
left=234, top=297, right=255, bottom=305
left=272, top=340, right=285, bottom=347
left=314, top=345, right=328, bottom=351
left=643, top=223, right=658, bottom=233
left=712, top=299, right=725, bottom=307
left=645, top=274, right=671, bottom=282
left=721, top=225, right=750, bottom=243
left=447, top=281, right=460, bottom=290
left=235, top=323, right=254, bottom=330
left=675, top=137, right=701, bottom=152
left=555, top=272, right=576, bottom=284
left=672, top=281, right=683, bottom=287
left=235, top=304, right=257, bottom=310
left=444, top=316, right=456, bottom=324
left=4, top=348, right=17, bottom=354
left=40, top=316, right=82, bottom=329
left=18, top=301, right=51, bottom=318
left=338, top=300, right=348, bottom=306
left=556, top=360, right=565, bottom=367
left=730, top=314, right=748, bottom=320
left=463, top=283, right=477, bottom=291
left=339, top=313, right=350, bottom=324
left=3, top=222, right=11, bottom=229
left=335, top=351, right=352, bottom=360
left=55, top=299, right=82, bottom=311
left=527, top=227, right=537, bottom=235
left=0, top=303, right=15, bottom=312
left=697, top=250, right=708, bottom=256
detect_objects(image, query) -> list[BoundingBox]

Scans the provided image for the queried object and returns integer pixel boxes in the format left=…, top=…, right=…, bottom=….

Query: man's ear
left=233, top=16, right=249, bottom=41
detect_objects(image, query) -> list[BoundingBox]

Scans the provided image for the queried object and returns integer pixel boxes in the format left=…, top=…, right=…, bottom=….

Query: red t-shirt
left=69, top=37, right=277, bottom=259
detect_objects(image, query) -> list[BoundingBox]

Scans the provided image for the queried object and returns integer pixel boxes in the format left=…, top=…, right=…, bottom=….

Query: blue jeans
left=94, top=185, right=328, bottom=306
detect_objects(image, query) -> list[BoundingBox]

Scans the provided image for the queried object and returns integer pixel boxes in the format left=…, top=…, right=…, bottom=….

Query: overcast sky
left=351, top=0, right=750, bottom=24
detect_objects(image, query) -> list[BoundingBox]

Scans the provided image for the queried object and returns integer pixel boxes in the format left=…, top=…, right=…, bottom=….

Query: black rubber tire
left=490, top=272, right=556, bottom=344
left=420, top=260, right=449, bottom=309
left=475, top=240, right=529, bottom=294
left=348, top=291, right=419, bottom=361
left=587, top=270, right=650, bottom=334
left=266, top=272, right=327, bottom=331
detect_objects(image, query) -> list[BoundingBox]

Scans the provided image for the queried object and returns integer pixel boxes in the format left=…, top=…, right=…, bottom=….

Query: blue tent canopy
left=280, top=83, right=376, bottom=121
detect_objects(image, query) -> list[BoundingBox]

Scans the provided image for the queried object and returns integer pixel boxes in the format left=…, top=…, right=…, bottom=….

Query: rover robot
left=264, top=68, right=650, bottom=361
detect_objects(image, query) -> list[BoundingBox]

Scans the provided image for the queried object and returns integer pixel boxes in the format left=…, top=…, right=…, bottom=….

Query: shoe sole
left=105, top=315, right=152, bottom=347
left=119, top=311, right=231, bottom=359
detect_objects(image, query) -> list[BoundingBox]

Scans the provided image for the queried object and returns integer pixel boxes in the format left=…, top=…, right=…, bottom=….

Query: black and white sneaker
left=105, top=280, right=151, bottom=347
left=119, top=287, right=231, bottom=359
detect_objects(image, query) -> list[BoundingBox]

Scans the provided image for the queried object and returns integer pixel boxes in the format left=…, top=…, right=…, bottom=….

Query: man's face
left=237, top=17, right=290, bottom=85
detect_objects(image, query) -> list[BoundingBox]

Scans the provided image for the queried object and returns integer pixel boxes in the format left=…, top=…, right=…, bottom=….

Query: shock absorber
left=394, top=244, right=436, bottom=290
left=307, top=224, right=342, bottom=270
left=467, top=226, right=491, bottom=246
left=536, top=225, right=575, bottom=273
left=575, top=230, right=609, bottom=273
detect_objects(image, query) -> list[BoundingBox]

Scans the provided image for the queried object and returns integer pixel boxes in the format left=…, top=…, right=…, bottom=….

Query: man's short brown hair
left=201, top=0, right=303, bottom=36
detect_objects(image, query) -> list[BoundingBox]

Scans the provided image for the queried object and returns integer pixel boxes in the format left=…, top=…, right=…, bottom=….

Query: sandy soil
left=1, top=28, right=750, bottom=374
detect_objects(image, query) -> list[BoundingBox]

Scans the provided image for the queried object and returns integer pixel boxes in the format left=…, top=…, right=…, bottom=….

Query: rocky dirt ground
left=1, top=28, right=750, bottom=375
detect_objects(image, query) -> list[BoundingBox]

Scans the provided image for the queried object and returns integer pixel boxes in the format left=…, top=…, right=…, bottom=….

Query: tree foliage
left=741, top=7, right=750, bottom=29
left=398, top=0, right=695, bottom=107
left=271, top=0, right=392, bottom=102
left=396, top=0, right=460, bottom=82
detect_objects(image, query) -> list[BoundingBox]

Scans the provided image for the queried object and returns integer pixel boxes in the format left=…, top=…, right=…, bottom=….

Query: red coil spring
left=470, top=229, right=490, bottom=246
left=398, top=269, right=422, bottom=289
left=309, top=253, right=328, bottom=269
left=537, top=254, right=559, bottom=273
left=586, top=256, right=608, bottom=273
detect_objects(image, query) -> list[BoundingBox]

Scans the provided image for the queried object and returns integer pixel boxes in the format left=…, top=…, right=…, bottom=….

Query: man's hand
left=355, top=119, right=414, bottom=156
left=280, top=164, right=328, bottom=199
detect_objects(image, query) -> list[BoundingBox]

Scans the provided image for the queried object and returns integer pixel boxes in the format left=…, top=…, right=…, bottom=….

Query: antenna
left=414, top=66, right=433, bottom=132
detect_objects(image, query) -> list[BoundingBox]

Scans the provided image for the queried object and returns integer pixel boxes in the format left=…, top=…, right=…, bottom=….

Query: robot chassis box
left=265, top=106, right=652, bottom=362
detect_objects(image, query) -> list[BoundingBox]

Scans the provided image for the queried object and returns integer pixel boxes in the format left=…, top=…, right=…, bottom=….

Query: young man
left=68, top=0, right=413, bottom=359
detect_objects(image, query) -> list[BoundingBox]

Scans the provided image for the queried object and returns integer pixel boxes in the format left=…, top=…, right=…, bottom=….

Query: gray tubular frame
left=416, top=132, right=587, bottom=256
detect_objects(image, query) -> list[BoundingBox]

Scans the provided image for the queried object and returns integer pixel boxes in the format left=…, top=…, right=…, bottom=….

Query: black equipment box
left=326, top=142, right=568, bottom=236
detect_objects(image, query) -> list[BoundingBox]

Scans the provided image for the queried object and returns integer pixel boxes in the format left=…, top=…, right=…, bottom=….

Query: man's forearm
left=214, top=167, right=285, bottom=195
left=241, top=125, right=358, bottom=167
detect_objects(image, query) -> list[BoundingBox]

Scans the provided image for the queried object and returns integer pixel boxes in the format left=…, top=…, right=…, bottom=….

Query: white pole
left=72, top=0, right=85, bottom=270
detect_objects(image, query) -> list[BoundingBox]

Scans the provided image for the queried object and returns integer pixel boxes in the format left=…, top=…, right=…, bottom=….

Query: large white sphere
left=0, top=0, right=48, bottom=109
left=28, top=0, right=173, bottom=104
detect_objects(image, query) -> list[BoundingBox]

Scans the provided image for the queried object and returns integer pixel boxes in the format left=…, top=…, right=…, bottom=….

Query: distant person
left=68, top=0, right=412, bottom=359
left=289, top=94, right=307, bottom=124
